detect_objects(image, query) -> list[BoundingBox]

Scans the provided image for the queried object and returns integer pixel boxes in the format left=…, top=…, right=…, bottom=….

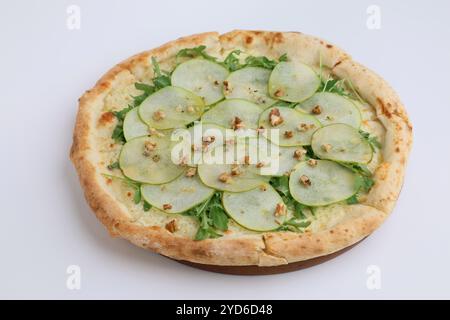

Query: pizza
left=70, top=30, right=412, bottom=268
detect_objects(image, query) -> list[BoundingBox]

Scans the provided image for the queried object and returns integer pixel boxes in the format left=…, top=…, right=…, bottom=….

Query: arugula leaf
left=111, top=57, right=171, bottom=143
left=277, top=218, right=311, bottom=232
left=244, top=55, right=279, bottom=70
left=278, top=53, right=288, bottom=62
left=107, top=161, right=120, bottom=170
left=304, top=145, right=319, bottom=160
left=272, top=100, right=297, bottom=108
left=269, top=176, right=311, bottom=230
left=184, top=192, right=229, bottom=240
left=143, top=200, right=152, bottom=212
left=222, top=50, right=242, bottom=72
left=151, top=57, right=171, bottom=89
left=176, top=45, right=218, bottom=62
left=359, top=130, right=382, bottom=151
left=346, top=194, right=359, bottom=205
left=270, top=176, right=290, bottom=197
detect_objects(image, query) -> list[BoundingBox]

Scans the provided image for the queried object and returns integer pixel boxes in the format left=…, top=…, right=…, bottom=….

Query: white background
left=1, top=0, right=449, bottom=299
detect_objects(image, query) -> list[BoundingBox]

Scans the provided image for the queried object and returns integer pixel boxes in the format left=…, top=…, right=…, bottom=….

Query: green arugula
left=359, top=130, right=382, bottom=151
left=107, top=161, right=120, bottom=170
left=272, top=100, right=297, bottom=108
left=111, top=57, right=171, bottom=143
left=340, top=163, right=375, bottom=204
left=183, top=192, right=229, bottom=240
left=176, top=45, right=218, bottom=62
left=269, top=176, right=311, bottom=232
left=222, top=50, right=242, bottom=72
left=222, top=50, right=288, bottom=71
left=102, top=174, right=152, bottom=211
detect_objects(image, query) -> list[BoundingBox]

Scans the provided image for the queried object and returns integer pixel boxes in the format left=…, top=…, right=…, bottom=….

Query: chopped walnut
left=214, top=80, right=220, bottom=86
left=293, top=148, right=306, bottom=160
left=152, top=154, right=161, bottom=162
left=274, top=203, right=286, bottom=217
left=230, top=164, right=241, bottom=176
left=297, top=123, right=315, bottom=132
left=152, top=110, right=166, bottom=121
left=284, top=131, right=294, bottom=138
left=219, top=172, right=232, bottom=183
left=274, top=89, right=284, bottom=97
left=231, top=116, right=245, bottom=130
left=202, top=135, right=216, bottom=145
left=163, top=203, right=173, bottom=210
left=312, top=105, right=322, bottom=115
left=223, top=80, right=230, bottom=91
left=269, top=108, right=283, bottom=126
left=321, top=143, right=332, bottom=152
left=185, top=167, right=197, bottom=177
left=299, top=175, right=311, bottom=186
left=256, top=162, right=265, bottom=168
left=165, top=220, right=178, bottom=233
left=307, top=159, right=318, bottom=167
left=143, top=141, right=157, bottom=156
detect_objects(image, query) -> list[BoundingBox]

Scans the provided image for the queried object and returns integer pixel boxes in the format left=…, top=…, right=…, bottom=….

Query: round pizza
left=70, top=30, right=412, bottom=268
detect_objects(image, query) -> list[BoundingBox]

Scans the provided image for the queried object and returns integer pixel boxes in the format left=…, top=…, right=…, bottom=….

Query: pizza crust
left=70, top=30, right=412, bottom=266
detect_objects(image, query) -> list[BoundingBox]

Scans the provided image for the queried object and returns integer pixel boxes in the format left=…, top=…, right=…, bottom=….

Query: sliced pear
left=222, top=183, right=284, bottom=231
left=311, top=124, right=373, bottom=164
left=119, top=135, right=184, bottom=184
left=139, top=86, right=205, bottom=129
left=289, top=160, right=358, bottom=206
left=141, top=174, right=214, bottom=213
left=258, top=107, right=321, bottom=146
left=197, top=144, right=263, bottom=192
left=123, top=108, right=149, bottom=141
left=185, top=123, right=233, bottom=166
left=268, top=61, right=320, bottom=102
left=201, top=99, right=262, bottom=130
left=171, top=59, right=229, bottom=105
left=223, top=67, right=276, bottom=109
left=296, top=92, right=362, bottom=128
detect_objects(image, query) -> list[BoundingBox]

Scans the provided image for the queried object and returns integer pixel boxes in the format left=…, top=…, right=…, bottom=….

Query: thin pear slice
left=123, top=108, right=149, bottom=141
left=311, top=124, right=373, bottom=164
left=296, top=92, right=362, bottom=128
left=268, top=61, right=320, bottom=102
left=222, top=183, right=285, bottom=231
left=139, top=86, right=205, bottom=129
left=201, top=99, right=262, bottom=130
left=141, top=174, right=214, bottom=213
left=119, top=135, right=184, bottom=184
left=258, top=107, right=321, bottom=146
left=197, top=144, right=264, bottom=192
left=223, top=67, right=276, bottom=109
left=171, top=59, right=229, bottom=105
left=289, top=160, right=358, bottom=206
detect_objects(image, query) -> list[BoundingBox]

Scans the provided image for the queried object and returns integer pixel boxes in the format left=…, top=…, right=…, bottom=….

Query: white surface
left=1, top=0, right=449, bottom=299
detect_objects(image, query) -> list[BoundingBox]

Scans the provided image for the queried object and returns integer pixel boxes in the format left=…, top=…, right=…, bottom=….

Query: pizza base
left=70, top=30, right=412, bottom=266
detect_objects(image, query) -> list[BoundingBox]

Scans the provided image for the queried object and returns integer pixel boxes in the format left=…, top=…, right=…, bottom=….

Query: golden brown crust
left=70, top=30, right=412, bottom=266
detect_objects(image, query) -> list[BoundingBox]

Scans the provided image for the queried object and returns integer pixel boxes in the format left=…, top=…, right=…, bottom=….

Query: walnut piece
left=274, top=203, right=286, bottom=217
left=165, top=220, right=178, bottom=233
left=269, top=108, right=284, bottom=126
left=299, top=175, right=311, bottom=186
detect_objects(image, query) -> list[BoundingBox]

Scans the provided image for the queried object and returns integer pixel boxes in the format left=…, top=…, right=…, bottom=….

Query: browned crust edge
left=70, top=30, right=412, bottom=266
